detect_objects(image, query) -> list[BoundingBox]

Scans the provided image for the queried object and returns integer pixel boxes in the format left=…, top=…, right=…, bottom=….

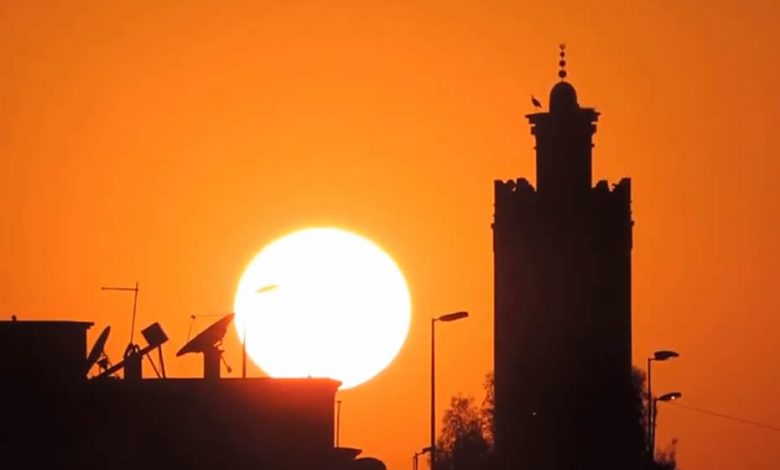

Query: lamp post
left=244, top=284, right=279, bottom=378
left=413, top=446, right=432, bottom=470
left=431, top=311, right=469, bottom=470
left=651, top=391, right=682, bottom=456
left=657, top=392, right=682, bottom=403
left=646, top=350, right=679, bottom=456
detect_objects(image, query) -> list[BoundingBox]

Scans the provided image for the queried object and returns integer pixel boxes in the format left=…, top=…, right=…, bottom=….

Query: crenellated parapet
left=494, top=178, right=631, bottom=232
left=493, top=178, right=535, bottom=218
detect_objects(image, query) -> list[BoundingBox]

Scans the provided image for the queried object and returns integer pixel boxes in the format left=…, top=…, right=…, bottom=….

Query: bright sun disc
left=234, top=228, right=411, bottom=389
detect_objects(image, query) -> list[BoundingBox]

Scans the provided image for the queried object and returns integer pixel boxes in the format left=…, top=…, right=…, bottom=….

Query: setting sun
left=233, top=228, right=412, bottom=389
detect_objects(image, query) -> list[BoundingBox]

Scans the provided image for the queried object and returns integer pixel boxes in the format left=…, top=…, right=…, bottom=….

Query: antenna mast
left=101, top=281, right=140, bottom=354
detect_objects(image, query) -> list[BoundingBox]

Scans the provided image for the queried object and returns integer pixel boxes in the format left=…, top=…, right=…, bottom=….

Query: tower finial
left=558, top=43, right=567, bottom=81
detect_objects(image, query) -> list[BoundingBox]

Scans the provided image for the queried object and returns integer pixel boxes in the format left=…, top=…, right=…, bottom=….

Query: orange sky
left=1, top=1, right=779, bottom=469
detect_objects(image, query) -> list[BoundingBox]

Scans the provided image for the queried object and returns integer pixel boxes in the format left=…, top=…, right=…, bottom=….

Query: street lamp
left=651, top=391, right=682, bottom=456
left=413, top=446, right=432, bottom=470
left=431, top=311, right=469, bottom=470
left=243, top=283, right=279, bottom=378
left=646, top=350, right=679, bottom=456
left=657, top=391, right=682, bottom=403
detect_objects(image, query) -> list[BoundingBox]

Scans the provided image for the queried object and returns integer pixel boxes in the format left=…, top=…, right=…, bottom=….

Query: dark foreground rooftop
left=0, top=320, right=384, bottom=470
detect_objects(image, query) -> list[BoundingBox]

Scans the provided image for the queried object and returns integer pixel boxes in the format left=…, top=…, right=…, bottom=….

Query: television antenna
left=100, top=281, right=140, bottom=358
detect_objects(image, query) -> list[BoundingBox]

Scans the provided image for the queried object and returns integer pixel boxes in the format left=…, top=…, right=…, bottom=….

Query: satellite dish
left=177, top=313, right=234, bottom=379
left=94, top=322, right=169, bottom=381
left=177, top=313, right=234, bottom=357
left=86, top=326, right=111, bottom=375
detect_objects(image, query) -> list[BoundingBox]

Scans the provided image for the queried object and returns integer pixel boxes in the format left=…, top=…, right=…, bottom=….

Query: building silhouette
left=493, top=52, right=642, bottom=470
left=0, top=319, right=385, bottom=470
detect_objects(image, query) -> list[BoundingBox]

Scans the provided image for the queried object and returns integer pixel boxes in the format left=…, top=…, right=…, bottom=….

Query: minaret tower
left=529, top=45, right=598, bottom=202
left=493, top=45, right=640, bottom=470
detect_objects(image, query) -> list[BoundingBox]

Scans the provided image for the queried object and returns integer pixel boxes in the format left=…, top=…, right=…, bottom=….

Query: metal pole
left=430, top=318, right=436, bottom=470
left=646, top=357, right=653, bottom=457
left=157, top=346, right=166, bottom=378
left=336, top=400, right=342, bottom=447
left=651, top=397, right=658, bottom=456
left=130, top=281, right=139, bottom=343
left=242, top=325, right=247, bottom=378
left=245, top=284, right=278, bottom=379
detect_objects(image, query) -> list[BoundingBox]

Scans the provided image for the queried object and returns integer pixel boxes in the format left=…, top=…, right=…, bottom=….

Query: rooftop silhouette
left=0, top=318, right=386, bottom=470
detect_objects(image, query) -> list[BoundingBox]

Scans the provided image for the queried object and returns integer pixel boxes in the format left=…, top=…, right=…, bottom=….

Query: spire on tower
left=558, top=43, right=567, bottom=81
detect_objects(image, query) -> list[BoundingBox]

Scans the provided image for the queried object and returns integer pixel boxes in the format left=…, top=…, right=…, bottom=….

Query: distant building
left=0, top=320, right=385, bottom=470
left=493, top=58, right=642, bottom=469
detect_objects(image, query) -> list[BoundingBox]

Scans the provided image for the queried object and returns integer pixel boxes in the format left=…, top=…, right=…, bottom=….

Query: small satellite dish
left=94, top=322, right=168, bottom=380
left=86, top=326, right=111, bottom=375
left=177, top=313, right=234, bottom=379
left=141, top=322, right=168, bottom=349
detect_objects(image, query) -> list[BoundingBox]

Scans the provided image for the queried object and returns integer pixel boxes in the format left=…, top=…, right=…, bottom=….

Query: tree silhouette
left=436, top=374, right=494, bottom=470
left=652, top=439, right=679, bottom=470
left=438, top=370, right=677, bottom=470
left=481, top=372, right=494, bottom=447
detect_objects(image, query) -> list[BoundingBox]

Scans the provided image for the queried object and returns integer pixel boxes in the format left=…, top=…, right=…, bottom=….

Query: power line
left=666, top=402, right=780, bottom=434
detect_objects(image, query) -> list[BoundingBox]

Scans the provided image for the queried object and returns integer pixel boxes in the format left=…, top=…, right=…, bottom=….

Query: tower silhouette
left=493, top=47, right=641, bottom=470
